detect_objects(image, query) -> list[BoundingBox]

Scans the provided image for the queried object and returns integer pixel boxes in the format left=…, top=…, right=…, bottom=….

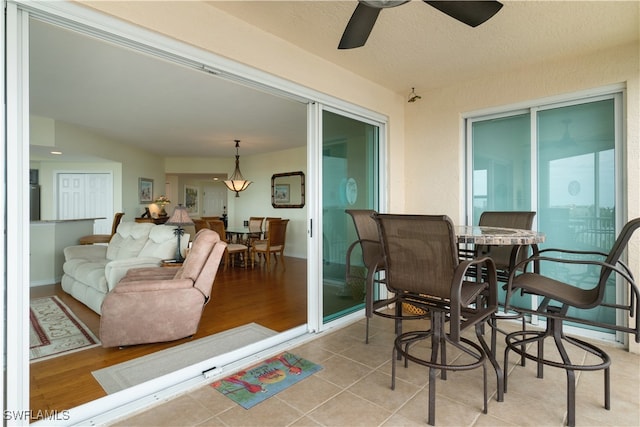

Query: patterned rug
left=211, top=352, right=322, bottom=409
left=30, top=296, right=100, bottom=362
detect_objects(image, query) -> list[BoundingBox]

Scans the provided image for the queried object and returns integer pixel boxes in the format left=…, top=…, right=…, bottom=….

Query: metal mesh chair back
left=478, top=211, right=536, bottom=271
left=376, top=214, right=459, bottom=299
left=345, top=210, right=382, bottom=270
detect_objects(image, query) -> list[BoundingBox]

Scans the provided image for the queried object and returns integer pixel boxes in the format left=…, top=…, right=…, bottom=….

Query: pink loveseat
left=99, top=229, right=226, bottom=347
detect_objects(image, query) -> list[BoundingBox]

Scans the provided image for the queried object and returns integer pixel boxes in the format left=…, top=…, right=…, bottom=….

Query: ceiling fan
left=338, top=0, right=504, bottom=49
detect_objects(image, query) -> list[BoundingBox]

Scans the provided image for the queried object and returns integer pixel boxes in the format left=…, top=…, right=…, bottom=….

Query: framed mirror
left=272, top=171, right=305, bottom=208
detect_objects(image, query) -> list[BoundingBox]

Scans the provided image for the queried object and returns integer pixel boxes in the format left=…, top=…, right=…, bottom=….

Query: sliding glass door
left=468, top=93, right=622, bottom=334
left=321, top=110, right=380, bottom=323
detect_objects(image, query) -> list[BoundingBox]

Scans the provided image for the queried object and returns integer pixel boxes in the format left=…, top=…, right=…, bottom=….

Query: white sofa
left=61, top=221, right=189, bottom=314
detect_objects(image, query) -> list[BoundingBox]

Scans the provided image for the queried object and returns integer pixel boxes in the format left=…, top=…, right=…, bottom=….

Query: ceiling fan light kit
left=339, top=0, right=503, bottom=49
left=408, top=87, right=422, bottom=103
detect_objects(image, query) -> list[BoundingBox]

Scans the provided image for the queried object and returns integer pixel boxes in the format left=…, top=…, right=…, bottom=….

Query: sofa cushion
left=106, top=222, right=154, bottom=260
left=138, top=225, right=182, bottom=259
left=63, top=258, right=110, bottom=293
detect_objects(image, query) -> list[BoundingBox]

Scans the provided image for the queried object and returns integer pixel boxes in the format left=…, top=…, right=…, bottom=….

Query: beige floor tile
left=275, top=375, right=342, bottom=413
left=347, top=370, right=421, bottom=413
left=215, top=395, right=304, bottom=427
left=396, top=390, right=482, bottom=427
left=376, top=357, right=430, bottom=388
left=113, top=316, right=640, bottom=427
left=191, top=384, right=238, bottom=415
left=435, top=367, right=499, bottom=409
left=289, top=340, right=338, bottom=365
left=314, top=328, right=361, bottom=354
left=307, top=390, right=392, bottom=426
left=503, top=362, right=570, bottom=404
left=287, top=415, right=323, bottom=427
left=314, top=354, right=373, bottom=388
left=110, top=394, right=216, bottom=427
left=194, top=415, right=229, bottom=427
left=486, top=389, right=566, bottom=426
left=380, top=413, right=426, bottom=427
left=339, top=331, right=398, bottom=369
left=472, top=413, right=519, bottom=426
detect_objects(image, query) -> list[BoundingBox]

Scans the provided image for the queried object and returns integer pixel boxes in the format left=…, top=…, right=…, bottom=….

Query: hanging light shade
left=224, top=140, right=252, bottom=197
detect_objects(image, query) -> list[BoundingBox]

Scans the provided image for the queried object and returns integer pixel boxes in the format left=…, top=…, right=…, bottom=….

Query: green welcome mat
left=211, top=352, right=322, bottom=409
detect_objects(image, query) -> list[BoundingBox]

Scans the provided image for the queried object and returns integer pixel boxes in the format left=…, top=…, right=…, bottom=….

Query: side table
left=161, top=259, right=183, bottom=267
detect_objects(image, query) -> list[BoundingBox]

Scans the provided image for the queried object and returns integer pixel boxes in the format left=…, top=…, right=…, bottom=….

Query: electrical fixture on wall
left=408, top=87, right=422, bottom=103
left=223, top=140, right=252, bottom=197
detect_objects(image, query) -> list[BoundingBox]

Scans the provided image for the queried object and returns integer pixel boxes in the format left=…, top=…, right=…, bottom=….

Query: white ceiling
left=29, top=1, right=639, bottom=161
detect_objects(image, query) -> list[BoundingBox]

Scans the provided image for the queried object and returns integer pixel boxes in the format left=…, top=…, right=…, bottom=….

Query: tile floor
left=111, top=315, right=640, bottom=427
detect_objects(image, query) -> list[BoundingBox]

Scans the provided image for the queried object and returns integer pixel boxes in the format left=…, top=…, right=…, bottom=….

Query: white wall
left=30, top=119, right=168, bottom=221
left=166, top=146, right=308, bottom=258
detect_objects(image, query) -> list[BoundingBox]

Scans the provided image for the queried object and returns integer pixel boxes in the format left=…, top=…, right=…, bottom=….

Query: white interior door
left=202, top=183, right=227, bottom=217
left=57, top=172, right=113, bottom=233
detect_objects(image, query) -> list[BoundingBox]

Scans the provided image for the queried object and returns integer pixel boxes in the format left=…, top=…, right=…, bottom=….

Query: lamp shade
left=224, top=140, right=252, bottom=197
left=166, top=204, right=194, bottom=226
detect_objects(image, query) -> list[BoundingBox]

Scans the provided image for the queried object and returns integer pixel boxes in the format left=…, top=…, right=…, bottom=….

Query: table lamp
left=165, top=204, right=194, bottom=262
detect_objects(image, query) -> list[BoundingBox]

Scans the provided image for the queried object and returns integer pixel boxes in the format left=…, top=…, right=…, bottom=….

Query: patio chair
left=345, top=209, right=429, bottom=344
left=375, top=213, right=502, bottom=425
left=503, top=217, right=640, bottom=427
left=475, top=211, right=537, bottom=362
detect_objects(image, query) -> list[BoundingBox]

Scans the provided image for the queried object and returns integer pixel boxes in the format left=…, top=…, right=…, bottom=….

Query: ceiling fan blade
left=424, top=1, right=503, bottom=27
left=338, top=3, right=382, bottom=49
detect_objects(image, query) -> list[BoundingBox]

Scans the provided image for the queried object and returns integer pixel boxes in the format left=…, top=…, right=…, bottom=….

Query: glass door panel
left=537, top=99, right=616, bottom=328
left=471, top=113, right=532, bottom=309
left=322, top=110, right=379, bottom=323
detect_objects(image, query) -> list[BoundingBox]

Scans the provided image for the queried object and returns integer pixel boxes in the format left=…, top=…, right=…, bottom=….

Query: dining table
left=455, top=225, right=546, bottom=246
left=225, top=226, right=264, bottom=245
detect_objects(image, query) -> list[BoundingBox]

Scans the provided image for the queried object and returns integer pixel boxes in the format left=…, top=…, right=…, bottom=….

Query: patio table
left=455, top=225, right=545, bottom=246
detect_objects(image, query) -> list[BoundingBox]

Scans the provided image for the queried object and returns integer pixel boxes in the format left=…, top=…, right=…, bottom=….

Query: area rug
left=92, top=323, right=277, bottom=394
left=30, top=296, right=100, bottom=362
left=211, top=352, right=322, bottom=409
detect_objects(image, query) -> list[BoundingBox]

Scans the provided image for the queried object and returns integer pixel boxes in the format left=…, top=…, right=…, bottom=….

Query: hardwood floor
left=29, top=257, right=307, bottom=414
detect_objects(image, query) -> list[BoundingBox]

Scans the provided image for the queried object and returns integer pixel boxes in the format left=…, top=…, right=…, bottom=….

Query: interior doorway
left=57, top=172, right=113, bottom=234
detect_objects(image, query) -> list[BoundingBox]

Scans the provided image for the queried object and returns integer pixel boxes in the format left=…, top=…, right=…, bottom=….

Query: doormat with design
left=30, top=296, right=100, bottom=362
left=211, top=352, right=322, bottom=409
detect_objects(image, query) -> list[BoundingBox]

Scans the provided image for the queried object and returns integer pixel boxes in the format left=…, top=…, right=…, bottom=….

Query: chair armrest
left=113, top=278, right=194, bottom=293
left=63, top=244, right=107, bottom=261
left=450, top=256, right=498, bottom=341
left=104, top=257, right=164, bottom=290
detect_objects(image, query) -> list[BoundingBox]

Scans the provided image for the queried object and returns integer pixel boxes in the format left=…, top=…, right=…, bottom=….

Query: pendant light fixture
left=224, top=140, right=252, bottom=197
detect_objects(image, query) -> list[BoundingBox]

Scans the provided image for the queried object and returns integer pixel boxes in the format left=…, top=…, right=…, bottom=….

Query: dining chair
left=503, top=217, right=640, bottom=427
left=475, top=211, right=537, bottom=361
left=79, top=212, right=124, bottom=245
left=251, top=219, right=289, bottom=272
left=375, top=214, right=501, bottom=426
left=207, top=219, right=249, bottom=269
left=247, top=216, right=265, bottom=246
left=345, top=209, right=429, bottom=344
left=192, top=219, right=210, bottom=233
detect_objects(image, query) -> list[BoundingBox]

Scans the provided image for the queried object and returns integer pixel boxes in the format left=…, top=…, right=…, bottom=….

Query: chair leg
left=476, top=322, right=504, bottom=402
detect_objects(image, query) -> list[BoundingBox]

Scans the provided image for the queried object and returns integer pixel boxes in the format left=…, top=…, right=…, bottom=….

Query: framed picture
left=138, top=178, right=153, bottom=203
left=274, top=183, right=290, bottom=204
left=185, top=185, right=199, bottom=214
